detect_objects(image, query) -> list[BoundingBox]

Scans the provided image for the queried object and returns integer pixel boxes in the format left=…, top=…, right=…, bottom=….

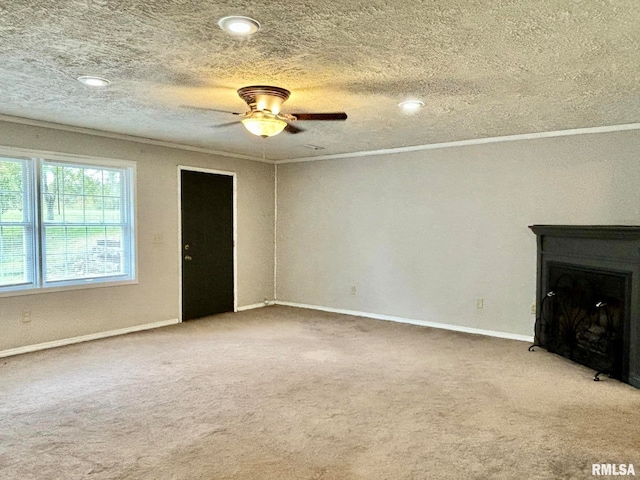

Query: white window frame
left=0, top=147, right=137, bottom=298
left=0, top=157, right=36, bottom=294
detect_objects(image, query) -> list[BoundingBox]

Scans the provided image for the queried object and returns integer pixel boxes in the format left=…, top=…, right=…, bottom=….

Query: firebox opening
left=539, top=263, right=630, bottom=381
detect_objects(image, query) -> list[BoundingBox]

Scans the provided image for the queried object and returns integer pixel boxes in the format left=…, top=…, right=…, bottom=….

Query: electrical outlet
left=350, top=285, right=357, bottom=295
left=21, top=309, right=32, bottom=323
left=531, top=303, right=537, bottom=315
left=476, top=298, right=484, bottom=309
left=152, top=234, right=164, bottom=244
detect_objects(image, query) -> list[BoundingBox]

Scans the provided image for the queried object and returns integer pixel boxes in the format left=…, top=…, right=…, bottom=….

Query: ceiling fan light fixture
left=398, top=100, right=424, bottom=113
left=218, top=16, right=260, bottom=35
left=241, top=112, right=287, bottom=138
left=77, top=75, right=110, bottom=87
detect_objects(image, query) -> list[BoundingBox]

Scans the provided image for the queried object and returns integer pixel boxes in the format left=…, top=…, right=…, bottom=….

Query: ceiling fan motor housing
left=237, top=86, right=291, bottom=115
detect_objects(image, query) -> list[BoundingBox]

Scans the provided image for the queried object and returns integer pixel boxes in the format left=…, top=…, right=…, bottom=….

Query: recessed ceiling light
left=77, top=76, right=110, bottom=87
left=218, top=16, right=261, bottom=35
left=398, top=100, right=424, bottom=113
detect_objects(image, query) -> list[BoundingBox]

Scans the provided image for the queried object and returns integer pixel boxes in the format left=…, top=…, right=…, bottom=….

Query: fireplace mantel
left=529, top=225, right=640, bottom=388
left=530, top=225, right=640, bottom=240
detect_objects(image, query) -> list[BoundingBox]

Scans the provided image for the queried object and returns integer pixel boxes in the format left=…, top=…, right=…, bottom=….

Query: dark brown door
left=181, top=169, right=234, bottom=320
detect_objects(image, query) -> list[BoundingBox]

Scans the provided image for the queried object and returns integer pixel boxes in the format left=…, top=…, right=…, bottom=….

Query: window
left=0, top=158, right=34, bottom=290
left=0, top=154, right=135, bottom=295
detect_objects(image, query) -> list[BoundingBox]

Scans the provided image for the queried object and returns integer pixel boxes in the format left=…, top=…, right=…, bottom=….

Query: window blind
left=0, top=155, right=135, bottom=294
left=0, top=157, right=35, bottom=289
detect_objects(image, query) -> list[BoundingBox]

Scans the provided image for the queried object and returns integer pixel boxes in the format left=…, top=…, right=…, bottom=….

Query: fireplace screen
left=536, top=264, right=628, bottom=380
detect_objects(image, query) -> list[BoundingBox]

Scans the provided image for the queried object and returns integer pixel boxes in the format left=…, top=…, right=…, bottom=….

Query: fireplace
left=529, top=226, right=640, bottom=388
left=540, top=263, right=628, bottom=380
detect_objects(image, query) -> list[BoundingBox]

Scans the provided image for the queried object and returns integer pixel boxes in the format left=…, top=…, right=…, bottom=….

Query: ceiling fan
left=185, top=85, right=347, bottom=138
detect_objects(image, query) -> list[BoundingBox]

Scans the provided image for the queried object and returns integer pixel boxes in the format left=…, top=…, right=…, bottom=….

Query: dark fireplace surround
left=530, top=226, right=640, bottom=389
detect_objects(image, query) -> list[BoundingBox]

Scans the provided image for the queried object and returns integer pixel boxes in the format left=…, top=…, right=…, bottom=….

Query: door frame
left=177, top=165, right=238, bottom=321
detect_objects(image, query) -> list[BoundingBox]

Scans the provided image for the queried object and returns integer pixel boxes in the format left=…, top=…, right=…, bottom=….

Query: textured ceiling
left=0, top=0, right=638, bottom=161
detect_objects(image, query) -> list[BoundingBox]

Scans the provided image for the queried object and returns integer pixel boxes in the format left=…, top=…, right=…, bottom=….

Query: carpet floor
left=1, top=305, right=639, bottom=479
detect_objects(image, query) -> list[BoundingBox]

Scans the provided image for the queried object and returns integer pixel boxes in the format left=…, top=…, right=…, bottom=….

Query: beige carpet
left=1, top=306, right=639, bottom=479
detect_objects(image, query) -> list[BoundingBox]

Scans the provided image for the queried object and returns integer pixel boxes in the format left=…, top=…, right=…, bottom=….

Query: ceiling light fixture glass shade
left=218, top=16, right=261, bottom=35
left=77, top=76, right=110, bottom=87
left=398, top=100, right=424, bottom=113
left=241, top=112, right=287, bottom=138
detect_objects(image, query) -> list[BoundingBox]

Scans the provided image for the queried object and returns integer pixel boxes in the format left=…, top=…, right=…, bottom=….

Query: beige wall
left=0, top=121, right=275, bottom=351
left=276, top=130, right=640, bottom=336
left=3, top=122, right=638, bottom=350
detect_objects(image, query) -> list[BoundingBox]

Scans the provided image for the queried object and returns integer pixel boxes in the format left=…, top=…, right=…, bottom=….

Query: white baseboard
left=0, top=318, right=180, bottom=358
left=0, top=303, right=533, bottom=359
left=274, top=301, right=534, bottom=343
left=236, top=302, right=271, bottom=311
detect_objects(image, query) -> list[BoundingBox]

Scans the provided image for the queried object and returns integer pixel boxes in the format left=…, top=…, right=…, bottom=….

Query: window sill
left=0, top=278, right=139, bottom=299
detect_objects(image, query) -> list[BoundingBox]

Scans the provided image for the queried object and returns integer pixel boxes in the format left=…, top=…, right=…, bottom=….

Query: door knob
left=184, top=255, right=192, bottom=261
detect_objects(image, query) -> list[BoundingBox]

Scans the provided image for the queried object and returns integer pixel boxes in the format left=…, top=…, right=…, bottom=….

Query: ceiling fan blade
left=284, top=123, right=306, bottom=134
left=209, top=121, right=242, bottom=129
left=289, top=112, right=347, bottom=121
left=181, top=105, right=243, bottom=115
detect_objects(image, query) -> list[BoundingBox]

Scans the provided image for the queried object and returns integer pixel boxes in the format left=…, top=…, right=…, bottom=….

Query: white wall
left=0, top=121, right=274, bottom=351
left=276, top=130, right=640, bottom=336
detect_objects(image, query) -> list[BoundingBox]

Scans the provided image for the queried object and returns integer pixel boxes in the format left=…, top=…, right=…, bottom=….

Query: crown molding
left=275, top=123, right=640, bottom=164
left=2, top=114, right=638, bottom=165
left=0, top=114, right=273, bottom=164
